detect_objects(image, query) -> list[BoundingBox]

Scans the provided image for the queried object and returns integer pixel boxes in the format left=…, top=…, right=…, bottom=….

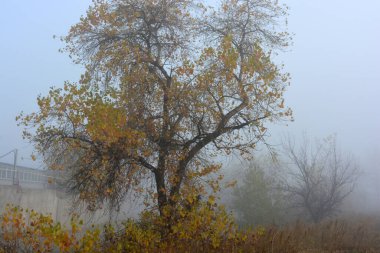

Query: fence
left=0, top=166, right=61, bottom=188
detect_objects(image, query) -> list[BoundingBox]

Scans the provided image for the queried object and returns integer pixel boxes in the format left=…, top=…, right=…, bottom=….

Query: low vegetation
left=1, top=204, right=380, bottom=253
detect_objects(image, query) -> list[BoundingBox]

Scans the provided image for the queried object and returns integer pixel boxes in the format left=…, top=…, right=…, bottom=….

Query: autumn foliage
left=2, top=203, right=380, bottom=253
left=0, top=205, right=101, bottom=253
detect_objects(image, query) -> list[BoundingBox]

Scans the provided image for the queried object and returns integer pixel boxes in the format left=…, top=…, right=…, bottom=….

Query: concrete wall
left=0, top=185, right=140, bottom=227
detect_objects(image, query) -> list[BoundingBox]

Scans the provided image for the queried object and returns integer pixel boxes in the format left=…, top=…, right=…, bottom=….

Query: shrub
left=1, top=203, right=380, bottom=253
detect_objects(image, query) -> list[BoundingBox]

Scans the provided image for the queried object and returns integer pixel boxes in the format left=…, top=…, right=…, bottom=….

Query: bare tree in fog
left=281, top=135, right=359, bottom=223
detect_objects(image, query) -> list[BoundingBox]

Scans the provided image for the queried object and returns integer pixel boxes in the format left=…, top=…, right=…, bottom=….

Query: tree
left=18, top=0, right=291, bottom=216
left=232, top=160, right=285, bottom=227
left=281, top=135, right=359, bottom=223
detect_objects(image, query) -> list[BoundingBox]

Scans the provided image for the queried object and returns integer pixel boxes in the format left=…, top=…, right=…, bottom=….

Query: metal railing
left=0, top=168, right=15, bottom=181
left=0, top=167, right=59, bottom=187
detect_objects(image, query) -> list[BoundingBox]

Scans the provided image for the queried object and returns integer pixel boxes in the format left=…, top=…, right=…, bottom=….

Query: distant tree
left=232, top=160, right=285, bottom=226
left=18, top=0, right=292, bottom=217
left=281, top=135, right=359, bottom=223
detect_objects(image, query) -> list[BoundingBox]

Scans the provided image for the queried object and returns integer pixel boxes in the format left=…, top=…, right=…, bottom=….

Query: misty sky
left=0, top=0, right=379, bottom=192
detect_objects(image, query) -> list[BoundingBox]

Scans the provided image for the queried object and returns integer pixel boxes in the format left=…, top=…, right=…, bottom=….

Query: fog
left=0, top=0, right=379, bottom=217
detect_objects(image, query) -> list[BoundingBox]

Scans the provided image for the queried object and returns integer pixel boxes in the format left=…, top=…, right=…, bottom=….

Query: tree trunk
left=154, top=169, right=168, bottom=217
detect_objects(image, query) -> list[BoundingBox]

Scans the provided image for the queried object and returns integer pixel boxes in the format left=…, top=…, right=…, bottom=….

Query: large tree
left=18, top=0, right=291, bottom=215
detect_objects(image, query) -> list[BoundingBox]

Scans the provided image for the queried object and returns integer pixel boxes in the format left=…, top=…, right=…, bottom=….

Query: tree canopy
left=18, top=0, right=292, bottom=215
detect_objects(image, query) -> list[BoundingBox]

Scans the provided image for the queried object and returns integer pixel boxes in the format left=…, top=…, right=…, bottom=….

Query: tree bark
left=154, top=169, right=168, bottom=217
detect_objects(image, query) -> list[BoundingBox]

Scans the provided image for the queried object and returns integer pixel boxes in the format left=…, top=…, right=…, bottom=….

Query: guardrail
left=0, top=167, right=60, bottom=187
left=0, top=168, right=15, bottom=181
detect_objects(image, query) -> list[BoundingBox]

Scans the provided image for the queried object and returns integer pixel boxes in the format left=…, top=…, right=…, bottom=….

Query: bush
left=1, top=203, right=380, bottom=253
left=0, top=202, right=246, bottom=253
left=0, top=204, right=101, bottom=253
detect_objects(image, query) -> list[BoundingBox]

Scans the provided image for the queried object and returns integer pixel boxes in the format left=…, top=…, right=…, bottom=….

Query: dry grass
left=243, top=218, right=380, bottom=253
left=1, top=204, right=380, bottom=252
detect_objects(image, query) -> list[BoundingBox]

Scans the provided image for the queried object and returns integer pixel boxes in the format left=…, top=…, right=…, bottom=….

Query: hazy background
left=0, top=1, right=379, bottom=210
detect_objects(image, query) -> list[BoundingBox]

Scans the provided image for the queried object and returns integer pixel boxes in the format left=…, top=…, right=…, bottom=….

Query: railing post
left=12, top=149, right=19, bottom=185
